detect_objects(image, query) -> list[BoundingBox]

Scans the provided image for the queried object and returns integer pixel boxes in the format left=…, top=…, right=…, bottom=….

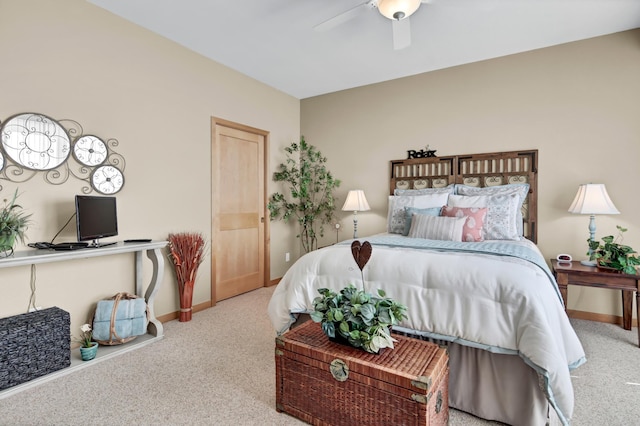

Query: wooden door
left=211, top=118, right=268, bottom=302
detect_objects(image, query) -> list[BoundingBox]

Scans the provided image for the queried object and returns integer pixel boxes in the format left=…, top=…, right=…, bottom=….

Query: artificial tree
left=268, top=136, right=340, bottom=253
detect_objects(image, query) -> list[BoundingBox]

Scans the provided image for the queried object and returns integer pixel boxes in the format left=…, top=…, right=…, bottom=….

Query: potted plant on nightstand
left=0, top=189, right=32, bottom=257
left=310, top=241, right=408, bottom=354
left=587, top=225, right=640, bottom=275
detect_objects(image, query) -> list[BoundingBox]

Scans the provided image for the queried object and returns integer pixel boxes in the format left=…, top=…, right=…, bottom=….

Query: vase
left=328, top=332, right=352, bottom=347
left=179, top=281, right=194, bottom=322
left=0, top=233, right=16, bottom=258
left=325, top=323, right=387, bottom=355
left=79, top=342, right=98, bottom=361
left=596, top=264, right=620, bottom=273
left=596, top=264, right=638, bottom=276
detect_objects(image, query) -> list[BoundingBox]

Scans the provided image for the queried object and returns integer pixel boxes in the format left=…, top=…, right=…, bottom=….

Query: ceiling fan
left=314, top=0, right=429, bottom=50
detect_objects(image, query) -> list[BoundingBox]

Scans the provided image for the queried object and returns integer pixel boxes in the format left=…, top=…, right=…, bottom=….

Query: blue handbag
left=92, top=292, right=148, bottom=345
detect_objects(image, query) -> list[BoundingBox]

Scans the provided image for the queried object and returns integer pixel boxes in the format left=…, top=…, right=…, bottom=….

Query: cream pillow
left=394, top=184, right=455, bottom=196
left=448, top=193, right=520, bottom=240
left=407, top=214, right=466, bottom=242
left=387, top=192, right=450, bottom=234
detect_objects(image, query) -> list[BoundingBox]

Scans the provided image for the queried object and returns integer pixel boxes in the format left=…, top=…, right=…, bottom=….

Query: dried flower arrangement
left=168, top=232, right=206, bottom=321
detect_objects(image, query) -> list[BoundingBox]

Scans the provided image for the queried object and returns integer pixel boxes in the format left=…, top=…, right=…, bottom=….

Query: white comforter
left=267, top=235, right=586, bottom=425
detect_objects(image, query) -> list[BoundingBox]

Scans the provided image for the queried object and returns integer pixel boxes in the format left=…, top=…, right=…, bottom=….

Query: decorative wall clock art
left=1, top=113, right=71, bottom=171
left=0, top=112, right=126, bottom=195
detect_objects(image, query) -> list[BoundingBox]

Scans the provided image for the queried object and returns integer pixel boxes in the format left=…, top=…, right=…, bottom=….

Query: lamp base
left=352, top=215, right=358, bottom=239
left=580, top=259, right=596, bottom=267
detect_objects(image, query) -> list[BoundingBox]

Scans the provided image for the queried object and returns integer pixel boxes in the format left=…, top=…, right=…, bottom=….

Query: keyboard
left=51, top=242, right=89, bottom=251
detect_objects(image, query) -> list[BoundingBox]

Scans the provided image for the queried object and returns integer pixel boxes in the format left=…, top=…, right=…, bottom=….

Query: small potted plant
left=587, top=226, right=640, bottom=275
left=75, top=323, right=99, bottom=361
left=0, top=189, right=32, bottom=257
left=310, top=241, right=408, bottom=354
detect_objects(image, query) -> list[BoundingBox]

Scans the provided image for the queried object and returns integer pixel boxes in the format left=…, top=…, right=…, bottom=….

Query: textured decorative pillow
left=448, top=193, right=520, bottom=240
left=387, top=193, right=450, bottom=234
left=455, top=184, right=529, bottom=236
left=441, top=206, right=488, bottom=242
left=403, top=206, right=442, bottom=236
left=394, top=184, right=455, bottom=196
left=407, top=214, right=466, bottom=242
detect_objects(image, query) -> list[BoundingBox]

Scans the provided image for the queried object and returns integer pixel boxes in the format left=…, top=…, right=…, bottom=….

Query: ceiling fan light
left=378, top=0, right=421, bottom=21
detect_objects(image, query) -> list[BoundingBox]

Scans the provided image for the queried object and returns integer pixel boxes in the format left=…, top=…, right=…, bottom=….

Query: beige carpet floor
left=0, top=286, right=638, bottom=425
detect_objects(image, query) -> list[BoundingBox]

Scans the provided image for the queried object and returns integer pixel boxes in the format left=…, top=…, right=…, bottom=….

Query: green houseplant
left=587, top=226, right=640, bottom=275
left=0, top=189, right=32, bottom=255
left=310, top=241, right=408, bottom=354
left=267, top=137, right=341, bottom=253
left=74, top=323, right=99, bottom=361
left=74, top=323, right=95, bottom=348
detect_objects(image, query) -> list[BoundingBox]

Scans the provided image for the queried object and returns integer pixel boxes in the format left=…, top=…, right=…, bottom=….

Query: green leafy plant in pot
left=587, top=225, right=640, bottom=275
left=310, top=241, right=408, bottom=354
left=0, top=189, right=32, bottom=257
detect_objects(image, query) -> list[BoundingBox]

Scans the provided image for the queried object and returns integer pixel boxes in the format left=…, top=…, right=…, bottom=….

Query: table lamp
left=342, top=190, right=370, bottom=239
left=568, top=183, right=620, bottom=266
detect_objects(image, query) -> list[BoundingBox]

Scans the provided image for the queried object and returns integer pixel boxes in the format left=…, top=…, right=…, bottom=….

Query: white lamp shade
left=568, top=184, right=620, bottom=215
left=342, top=190, right=371, bottom=212
left=378, top=0, right=421, bottom=20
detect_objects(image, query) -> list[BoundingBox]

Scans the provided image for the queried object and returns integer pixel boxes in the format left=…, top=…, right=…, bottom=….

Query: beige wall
left=0, top=0, right=299, bottom=332
left=301, top=30, right=640, bottom=319
left=1, top=0, right=638, bottom=330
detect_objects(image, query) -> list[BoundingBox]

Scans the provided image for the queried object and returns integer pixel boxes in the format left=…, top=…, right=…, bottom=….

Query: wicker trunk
left=275, top=321, right=449, bottom=426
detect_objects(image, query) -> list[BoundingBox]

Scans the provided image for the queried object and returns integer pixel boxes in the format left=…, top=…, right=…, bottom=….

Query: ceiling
left=88, top=0, right=640, bottom=99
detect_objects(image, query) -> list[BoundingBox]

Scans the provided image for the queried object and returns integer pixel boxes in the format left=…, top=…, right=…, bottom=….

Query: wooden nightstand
left=551, top=259, right=640, bottom=347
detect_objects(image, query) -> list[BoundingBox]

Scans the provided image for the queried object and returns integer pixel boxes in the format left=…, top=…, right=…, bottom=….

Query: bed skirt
left=447, top=341, right=558, bottom=426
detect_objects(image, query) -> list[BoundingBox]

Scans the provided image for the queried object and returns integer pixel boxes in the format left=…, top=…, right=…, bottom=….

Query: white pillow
left=448, top=193, right=520, bottom=240
left=455, top=184, right=529, bottom=236
left=394, top=184, right=455, bottom=196
left=387, top=193, right=450, bottom=234
left=407, top=214, right=466, bottom=241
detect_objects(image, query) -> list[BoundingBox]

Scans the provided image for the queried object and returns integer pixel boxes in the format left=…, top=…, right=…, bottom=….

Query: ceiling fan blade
left=392, top=18, right=411, bottom=50
left=313, top=1, right=371, bottom=32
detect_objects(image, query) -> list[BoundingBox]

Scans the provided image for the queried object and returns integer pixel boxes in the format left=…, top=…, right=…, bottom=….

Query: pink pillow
left=441, top=206, right=488, bottom=242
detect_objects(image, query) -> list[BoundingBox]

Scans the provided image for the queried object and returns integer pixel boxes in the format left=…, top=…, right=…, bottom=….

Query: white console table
left=0, top=240, right=168, bottom=399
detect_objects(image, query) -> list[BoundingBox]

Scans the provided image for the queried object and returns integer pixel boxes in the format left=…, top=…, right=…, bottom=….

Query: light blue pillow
left=403, top=206, right=442, bottom=236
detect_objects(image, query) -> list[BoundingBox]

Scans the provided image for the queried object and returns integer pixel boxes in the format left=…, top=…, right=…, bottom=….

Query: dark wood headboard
left=390, top=150, right=538, bottom=243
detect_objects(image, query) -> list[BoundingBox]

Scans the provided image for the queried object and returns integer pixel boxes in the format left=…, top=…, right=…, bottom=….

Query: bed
left=268, top=150, right=586, bottom=425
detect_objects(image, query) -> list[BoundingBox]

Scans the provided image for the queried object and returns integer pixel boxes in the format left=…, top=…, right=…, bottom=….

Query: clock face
left=91, top=165, right=124, bottom=194
left=73, top=135, right=108, bottom=166
left=0, top=151, right=4, bottom=171
left=0, top=113, right=71, bottom=170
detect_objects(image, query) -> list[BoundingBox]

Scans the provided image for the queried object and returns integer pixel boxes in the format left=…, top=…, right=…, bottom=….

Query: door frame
left=210, top=116, right=270, bottom=305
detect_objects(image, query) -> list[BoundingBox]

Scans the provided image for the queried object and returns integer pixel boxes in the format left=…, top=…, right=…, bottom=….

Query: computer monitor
left=75, top=195, right=118, bottom=247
